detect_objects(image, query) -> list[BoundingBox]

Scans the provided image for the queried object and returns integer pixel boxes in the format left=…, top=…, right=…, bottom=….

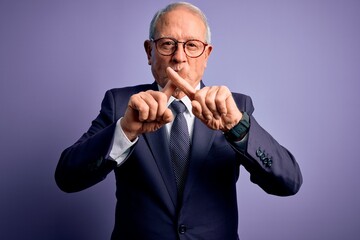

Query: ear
left=144, top=40, right=153, bottom=65
left=203, top=44, right=213, bottom=68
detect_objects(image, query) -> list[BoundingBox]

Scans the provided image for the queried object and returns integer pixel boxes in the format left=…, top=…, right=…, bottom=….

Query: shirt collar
left=157, top=83, right=200, bottom=114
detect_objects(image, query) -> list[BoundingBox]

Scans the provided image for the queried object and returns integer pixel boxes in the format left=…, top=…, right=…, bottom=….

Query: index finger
left=166, top=67, right=196, bottom=100
left=161, top=79, right=177, bottom=99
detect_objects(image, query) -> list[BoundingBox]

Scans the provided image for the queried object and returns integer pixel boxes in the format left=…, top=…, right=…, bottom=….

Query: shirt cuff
left=109, top=118, right=138, bottom=166
left=229, top=132, right=249, bottom=153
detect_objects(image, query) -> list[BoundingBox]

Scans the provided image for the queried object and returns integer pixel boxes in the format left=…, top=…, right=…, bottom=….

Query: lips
left=170, top=65, right=182, bottom=72
left=169, top=65, right=190, bottom=80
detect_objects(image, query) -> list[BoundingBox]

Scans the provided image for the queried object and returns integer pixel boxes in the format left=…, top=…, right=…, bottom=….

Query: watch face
left=225, top=112, right=250, bottom=141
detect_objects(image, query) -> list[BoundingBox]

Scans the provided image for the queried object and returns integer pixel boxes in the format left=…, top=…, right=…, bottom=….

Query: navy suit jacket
left=55, top=82, right=302, bottom=240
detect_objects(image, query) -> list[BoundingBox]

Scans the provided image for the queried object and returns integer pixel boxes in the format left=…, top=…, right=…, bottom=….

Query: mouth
left=169, top=65, right=182, bottom=72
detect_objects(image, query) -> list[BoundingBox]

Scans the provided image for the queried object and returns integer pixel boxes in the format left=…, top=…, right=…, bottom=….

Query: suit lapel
left=183, top=118, right=216, bottom=199
left=143, top=128, right=178, bottom=209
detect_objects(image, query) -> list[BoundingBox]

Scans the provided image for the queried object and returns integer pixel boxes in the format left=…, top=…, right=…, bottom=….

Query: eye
left=159, top=39, right=176, bottom=49
left=185, top=41, right=200, bottom=50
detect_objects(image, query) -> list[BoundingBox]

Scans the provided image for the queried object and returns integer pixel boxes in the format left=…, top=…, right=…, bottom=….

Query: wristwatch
left=224, top=112, right=250, bottom=142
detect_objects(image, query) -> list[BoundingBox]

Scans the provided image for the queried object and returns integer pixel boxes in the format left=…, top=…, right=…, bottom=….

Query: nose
left=172, top=43, right=187, bottom=63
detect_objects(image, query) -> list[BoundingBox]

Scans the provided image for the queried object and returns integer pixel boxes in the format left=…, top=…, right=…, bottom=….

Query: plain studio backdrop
left=1, top=0, right=359, bottom=239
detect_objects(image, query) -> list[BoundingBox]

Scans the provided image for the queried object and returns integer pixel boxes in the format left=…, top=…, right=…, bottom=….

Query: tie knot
left=171, top=101, right=187, bottom=114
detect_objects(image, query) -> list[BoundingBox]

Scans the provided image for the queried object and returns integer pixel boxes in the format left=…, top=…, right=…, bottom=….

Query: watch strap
left=224, top=112, right=250, bottom=141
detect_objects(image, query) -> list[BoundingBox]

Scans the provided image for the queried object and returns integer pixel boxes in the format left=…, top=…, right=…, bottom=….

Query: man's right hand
left=120, top=81, right=177, bottom=141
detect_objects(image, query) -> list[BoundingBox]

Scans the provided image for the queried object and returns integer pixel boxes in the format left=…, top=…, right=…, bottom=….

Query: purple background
left=1, top=0, right=360, bottom=239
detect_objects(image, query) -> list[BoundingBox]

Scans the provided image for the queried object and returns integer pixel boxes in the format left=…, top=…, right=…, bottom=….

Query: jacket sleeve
left=232, top=94, right=303, bottom=196
left=55, top=90, right=119, bottom=193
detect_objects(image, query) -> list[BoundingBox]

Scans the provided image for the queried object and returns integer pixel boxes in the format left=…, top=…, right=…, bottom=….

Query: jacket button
left=178, top=224, right=187, bottom=234
left=256, top=148, right=264, bottom=157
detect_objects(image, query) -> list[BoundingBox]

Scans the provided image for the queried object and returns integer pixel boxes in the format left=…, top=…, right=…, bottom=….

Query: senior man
left=56, top=2, right=302, bottom=239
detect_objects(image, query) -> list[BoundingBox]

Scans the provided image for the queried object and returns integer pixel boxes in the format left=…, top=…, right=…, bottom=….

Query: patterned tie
left=169, top=101, right=191, bottom=195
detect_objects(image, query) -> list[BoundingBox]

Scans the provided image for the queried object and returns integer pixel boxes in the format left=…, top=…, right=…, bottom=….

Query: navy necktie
left=169, top=101, right=191, bottom=195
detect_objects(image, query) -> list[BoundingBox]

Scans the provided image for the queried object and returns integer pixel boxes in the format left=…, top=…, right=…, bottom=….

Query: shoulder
left=102, top=83, right=157, bottom=102
left=231, top=92, right=255, bottom=115
left=107, top=83, right=156, bottom=97
left=231, top=92, right=251, bottom=102
left=99, top=83, right=157, bottom=118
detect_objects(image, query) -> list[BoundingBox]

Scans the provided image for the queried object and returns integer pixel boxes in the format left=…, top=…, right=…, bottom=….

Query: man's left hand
left=166, top=67, right=242, bottom=131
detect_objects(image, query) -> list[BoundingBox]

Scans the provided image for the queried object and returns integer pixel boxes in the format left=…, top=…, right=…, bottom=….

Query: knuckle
left=148, top=98, right=158, bottom=108
left=219, top=85, right=229, bottom=91
left=158, top=92, right=168, bottom=102
left=205, top=97, right=214, bottom=107
left=194, top=89, right=206, bottom=101
left=130, top=93, right=140, bottom=102
left=194, top=93, right=202, bottom=102
left=137, top=104, right=149, bottom=113
left=215, top=96, right=225, bottom=105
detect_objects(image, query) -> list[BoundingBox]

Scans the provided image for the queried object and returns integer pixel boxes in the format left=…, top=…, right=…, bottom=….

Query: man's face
left=144, top=7, right=212, bottom=96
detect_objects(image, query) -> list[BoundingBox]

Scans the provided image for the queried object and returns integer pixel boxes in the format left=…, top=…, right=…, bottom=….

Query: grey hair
left=149, top=2, right=211, bottom=43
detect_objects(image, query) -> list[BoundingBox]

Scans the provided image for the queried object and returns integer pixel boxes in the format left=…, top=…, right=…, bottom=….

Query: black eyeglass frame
left=151, top=37, right=209, bottom=58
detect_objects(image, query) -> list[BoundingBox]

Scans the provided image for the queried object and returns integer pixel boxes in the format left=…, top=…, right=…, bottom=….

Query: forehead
left=155, top=7, right=206, bottom=40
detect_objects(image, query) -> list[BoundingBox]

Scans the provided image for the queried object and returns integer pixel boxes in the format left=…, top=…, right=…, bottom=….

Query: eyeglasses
left=151, top=37, right=208, bottom=58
